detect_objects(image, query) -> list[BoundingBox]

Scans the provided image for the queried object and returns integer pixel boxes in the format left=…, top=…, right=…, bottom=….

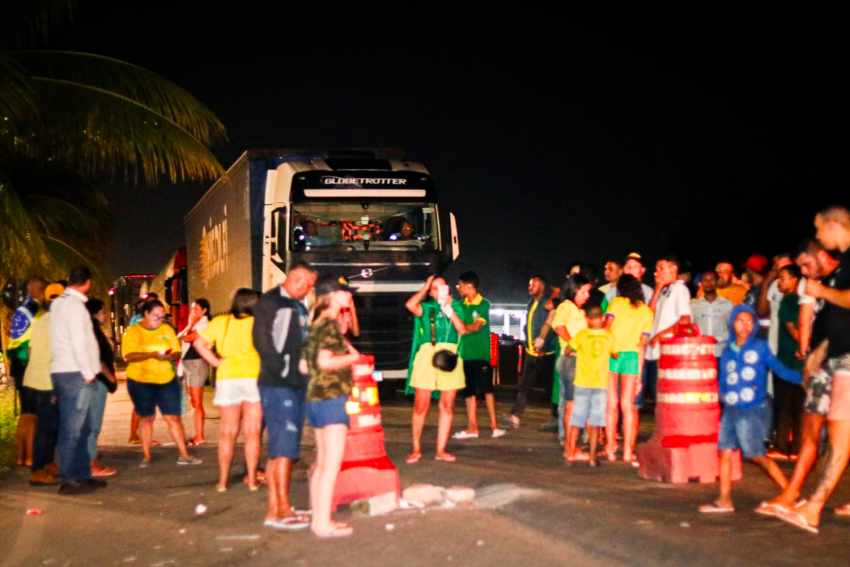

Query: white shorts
left=213, top=378, right=261, bottom=407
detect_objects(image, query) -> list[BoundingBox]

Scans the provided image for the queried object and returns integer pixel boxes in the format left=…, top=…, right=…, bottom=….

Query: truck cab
left=261, top=150, right=460, bottom=380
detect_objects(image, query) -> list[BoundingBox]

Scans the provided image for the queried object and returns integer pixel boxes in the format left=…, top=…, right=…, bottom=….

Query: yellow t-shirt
left=573, top=328, right=615, bottom=389
left=122, top=323, right=180, bottom=384
left=23, top=312, right=52, bottom=391
left=606, top=296, right=654, bottom=353
left=200, top=315, right=260, bottom=380
left=551, top=300, right=587, bottom=351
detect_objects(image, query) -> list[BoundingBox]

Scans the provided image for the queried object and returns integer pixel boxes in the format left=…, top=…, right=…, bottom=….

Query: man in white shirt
left=691, top=271, right=733, bottom=356
left=50, top=266, right=104, bottom=495
left=644, top=256, right=693, bottom=404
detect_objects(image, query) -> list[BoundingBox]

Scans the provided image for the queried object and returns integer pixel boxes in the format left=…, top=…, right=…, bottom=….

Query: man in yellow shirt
left=564, top=305, right=616, bottom=467
left=714, top=261, right=748, bottom=305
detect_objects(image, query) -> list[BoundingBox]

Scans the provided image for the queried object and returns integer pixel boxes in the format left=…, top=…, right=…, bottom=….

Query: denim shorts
left=127, top=378, right=181, bottom=417
left=718, top=403, right=768, bottom=458
left=557, top=355, right=577, bottom=402
left=260, top=386, right=305, bottom=460
left=571, top=386, right=607, bottom=428
left=306, top=395, right=350, bottom=428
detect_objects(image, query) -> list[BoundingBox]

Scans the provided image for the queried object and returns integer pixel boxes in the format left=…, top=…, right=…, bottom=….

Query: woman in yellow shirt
left=122, top=299, right=201, bottom=468
left=193, top=289, right=263, bottom=492
left=604, top=274, right=654, bottom=464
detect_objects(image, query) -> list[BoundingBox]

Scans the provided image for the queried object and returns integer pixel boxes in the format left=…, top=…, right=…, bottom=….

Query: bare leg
left=277, top=458, right=295, bottom=518
left=409, top=388, right=431, bottom=459
left=752, top=455, right=788, bottom=489
left=189, top=386, right=205, bottom=443
left=162, top=414, right=192, bottom=460
left=605, top=372, right=620, bottom=458
left=767, top=413, right=825, bottom=508
left=485, top=393, right=498, bottom=430
left=140, top=416, right=155, bottom=461
left=309, top=428, right=324, bottom=524
left=129, top=411, right=141, bottom=443
left=621, top=374, right=638, bottom=461
left=589, top=427, right=599, bottom=465
left=795, top=420, right=850, bottom=527
left=242, top=402, right=262, bottom=488
left=464, top=396, right=479, bottom=434
left=709, top=450, right=734, bottom=509
left=565, top=426, right=580, bottom=460
left=436, top=390, right=457, bottom=460
left=217, top=405, right=240, bottom=490
left=311, top=424, right=351, bottom=537
left=265, top=458, right=280, bottom=522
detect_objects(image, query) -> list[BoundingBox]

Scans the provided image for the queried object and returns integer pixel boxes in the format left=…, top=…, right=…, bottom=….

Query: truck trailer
left=184, top=148, right=460, bottom=381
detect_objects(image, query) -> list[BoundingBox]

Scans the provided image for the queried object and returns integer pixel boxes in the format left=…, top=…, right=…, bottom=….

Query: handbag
left=429, top=308, right=458, bottom=372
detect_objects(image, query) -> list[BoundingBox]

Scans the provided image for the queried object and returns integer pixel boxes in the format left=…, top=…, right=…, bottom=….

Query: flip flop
left=755, top=502, right=785, bottom=517
left=776, top=509, right=819, bottom=534
left=313, top=525, right=353, bottom=538
left=698, top=503, right=735, bottom=514
left=834, top=503, right=850, bottom=517
left=435, top=453, right=456, bottom=463
left=405, top=452, right=422, bottom=464
left=264, top=516, right=310, bottom=531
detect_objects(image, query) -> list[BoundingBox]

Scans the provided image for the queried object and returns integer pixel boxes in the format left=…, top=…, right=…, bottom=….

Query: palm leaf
left=13, top=50, right=226, bottom=146
left=0, top=177, right=55, bottom=279
left=0, top=55, right=39, bottom=148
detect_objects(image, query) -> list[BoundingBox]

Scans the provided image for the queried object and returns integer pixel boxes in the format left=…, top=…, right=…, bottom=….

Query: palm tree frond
left=12, top=50, right=227, bottom=145
left=26, top=76, right=225, bottom=184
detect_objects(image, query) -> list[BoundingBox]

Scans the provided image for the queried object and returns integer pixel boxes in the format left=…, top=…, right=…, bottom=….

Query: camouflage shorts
left=804, top=355, right=850, bottom=416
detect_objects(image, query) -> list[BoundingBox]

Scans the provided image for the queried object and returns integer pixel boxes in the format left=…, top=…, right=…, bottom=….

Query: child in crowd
left=699, top=304, right=802, bottom=514
left=565, top=305, right=616, bottom=467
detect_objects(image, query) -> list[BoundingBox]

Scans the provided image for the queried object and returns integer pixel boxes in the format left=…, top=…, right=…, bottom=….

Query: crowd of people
left=7, top=205, right=850, bottom=536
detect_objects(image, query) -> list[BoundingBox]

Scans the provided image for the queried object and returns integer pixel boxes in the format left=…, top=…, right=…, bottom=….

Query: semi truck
left=184, top=148, right=460, bottom=381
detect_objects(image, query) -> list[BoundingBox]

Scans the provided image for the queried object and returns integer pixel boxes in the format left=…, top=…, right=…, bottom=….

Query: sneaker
left=91, top=461, right=118, bottom=478
left=29, top=470, right=58, bottom=486
left=452, top=430, right=479, bottom=440
left=58, top=481, right=96, bottom=495
left=501, top=414, right=520, bottom=429
left=139, top=458, right=151, bottom=469
left=176, top=456, right=203, bottom=466
left=491, top=428, right=507, bottom=439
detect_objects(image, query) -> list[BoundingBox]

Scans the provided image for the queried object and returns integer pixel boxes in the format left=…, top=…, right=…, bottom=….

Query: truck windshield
left=292, top=202, right=438, bottom=251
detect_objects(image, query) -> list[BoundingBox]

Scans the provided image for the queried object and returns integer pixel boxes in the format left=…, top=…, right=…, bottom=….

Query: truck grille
left=350, top=293, right=413, bottom=371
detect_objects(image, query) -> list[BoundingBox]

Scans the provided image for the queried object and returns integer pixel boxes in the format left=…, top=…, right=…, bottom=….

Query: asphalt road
left=2, top=384, right=850, bottom=566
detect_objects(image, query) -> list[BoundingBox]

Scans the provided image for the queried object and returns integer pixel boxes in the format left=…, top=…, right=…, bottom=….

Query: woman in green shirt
left=404, top=275, right=468, bottom=464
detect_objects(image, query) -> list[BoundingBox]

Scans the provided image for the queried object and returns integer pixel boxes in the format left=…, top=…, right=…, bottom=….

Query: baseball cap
left=45, top=283, right=65, bottom=300
left=314, top=275, right=357, bottom=296
left=624, top=252, right=644, bottom=266
left=743, top=254, right=769, bottom=275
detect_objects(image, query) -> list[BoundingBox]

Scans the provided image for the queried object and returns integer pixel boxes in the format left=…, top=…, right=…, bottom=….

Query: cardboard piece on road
left=402, top=484, right=445, bottom=506
left=445, top=487, right=476, bottom=504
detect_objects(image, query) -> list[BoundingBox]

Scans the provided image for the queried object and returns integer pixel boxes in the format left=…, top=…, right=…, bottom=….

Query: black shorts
left=462, top=361, right=494, bottom=398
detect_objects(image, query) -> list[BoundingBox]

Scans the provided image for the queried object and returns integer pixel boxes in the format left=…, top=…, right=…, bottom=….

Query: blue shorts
left=571, top=386, right=607, bottom=428
left=718, top=403, right=769, bottom=458
left=307, top=395, right=350, bottom=428
left=127, top=378, right=181, bottom=417
left=260, top=386, right=305, bottom=460
left=557, top=355, right=576, bottom=402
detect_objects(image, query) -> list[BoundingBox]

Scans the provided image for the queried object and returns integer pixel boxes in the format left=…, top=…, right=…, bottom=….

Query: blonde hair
left=818, top=206, right=850, bottom=228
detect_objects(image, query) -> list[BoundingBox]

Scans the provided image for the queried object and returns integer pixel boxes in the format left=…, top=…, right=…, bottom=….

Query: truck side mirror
left=449, top=212, right=460, bottom=261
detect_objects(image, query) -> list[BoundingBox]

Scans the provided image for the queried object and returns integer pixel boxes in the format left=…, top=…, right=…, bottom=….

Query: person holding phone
left=122, top=299, right=201, bottom=468
left=404, top=275, right=468, bottom=463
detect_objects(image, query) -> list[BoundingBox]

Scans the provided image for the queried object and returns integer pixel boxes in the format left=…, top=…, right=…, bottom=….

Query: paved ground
left=2, top=382, right=850, bottom=566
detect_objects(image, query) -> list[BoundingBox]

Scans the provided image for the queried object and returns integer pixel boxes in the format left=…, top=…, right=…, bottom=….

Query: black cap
left=315, top=275, right=357, bottom=296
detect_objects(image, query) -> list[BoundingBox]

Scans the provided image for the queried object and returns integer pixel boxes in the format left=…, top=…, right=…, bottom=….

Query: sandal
left=313, top=524, right=353, bottom=538
left=435, top=452, right=456, bottom=463
left=776, top=509, right=819, bottom=534
left=264, top=516, right=310, bottom=531
left=405, top=452, right=422, bottom=464
left=698, top=502, right=735, bottom=514
left=834, top=503, right=850, bottom=517
left=755, top=502, right=785, bottom=517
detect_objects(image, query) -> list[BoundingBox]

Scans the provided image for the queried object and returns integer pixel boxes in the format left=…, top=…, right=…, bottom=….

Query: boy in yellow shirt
left=564, top=305, right=616, bottom=467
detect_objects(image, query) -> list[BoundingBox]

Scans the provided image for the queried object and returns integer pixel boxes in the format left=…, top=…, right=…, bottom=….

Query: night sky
left=44, top=7, right=842, bottom=302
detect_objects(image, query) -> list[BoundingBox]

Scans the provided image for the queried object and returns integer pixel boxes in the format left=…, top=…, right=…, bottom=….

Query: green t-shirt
left=778, top=293, right=802, bottom=370
left=457, top=294, right=491, bottom=361
left=416, top=299, right=460, bottom=345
